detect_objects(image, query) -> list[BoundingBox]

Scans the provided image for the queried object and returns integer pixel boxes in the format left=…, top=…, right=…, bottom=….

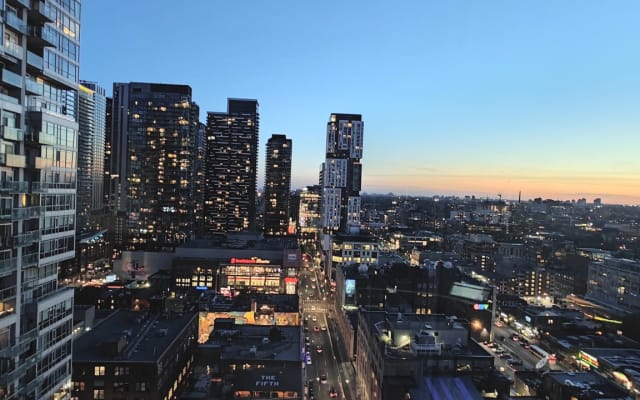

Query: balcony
left=7, top=0, right=31, bottom=9
left=0, top=286, right=17, bottom=302
left=21, top=252, right=38, bottom=268
left=27, top=26, right=56, bottom=49
left=31, top=181, right=76, bottom=192
left=1, top=126, right=25, bottom=141
left=0, top=92, right=20, bottom=105
left=12, top=206, right=41, bottom=220
left=28, top=0, right=54, bottom=25
left=1, top=41, right=23, bottom=60
left=13, top=230, right=40, bottom=247
left=4, top=154, right=26, bottom=168
left=25, top=77, right=44, bottom=96
left=5, top=12, right=27, bottom=35
left=0, top=181, right=29, bottom=193
left=1, top=68, right=22, bottom=89
left=26, top=51, right=44, bottom=70
left=0, top=257, right=17, bottom=277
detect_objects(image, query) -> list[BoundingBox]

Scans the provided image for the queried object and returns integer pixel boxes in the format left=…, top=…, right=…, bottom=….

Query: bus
left=530, top=344, right=557, bottom=364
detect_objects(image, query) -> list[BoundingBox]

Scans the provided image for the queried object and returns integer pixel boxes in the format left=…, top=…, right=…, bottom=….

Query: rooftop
left=73, top=309, right=197, bottom=363
left=206, top=324, right=301, bottom=362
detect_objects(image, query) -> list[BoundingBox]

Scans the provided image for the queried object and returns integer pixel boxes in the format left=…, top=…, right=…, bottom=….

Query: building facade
left=110, top=83, right=200, bottom=250
left=0, top=0, right=81, bottom=398
left=298, top=185, right=321, bottom=243
left=321, top=114, right=363, bottom=234
left=76, top=82, right=106, bottom=233
left=263, top=134, right=292, bottom=236
left=205, top=99, right=259, bottom=235
left=587, top=257, right=640, bottom=310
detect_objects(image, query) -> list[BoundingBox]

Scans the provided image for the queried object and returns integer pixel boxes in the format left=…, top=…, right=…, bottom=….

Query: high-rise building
left=110, top=83, right=200, bottom=250
left=298, top=185, right=322, bottom=243
left=77, top=82, right=106, bottom=233
left=264, top=134, right=292, bottom=236
left=193, top=122, right=206, bottom=236
left=103, top=96, right=113, bottom=209
left=205, top=99, right=259, bottom=235
left=322, top=114, right=364, bottom=233
left=0, top=1, right=81, bottom=398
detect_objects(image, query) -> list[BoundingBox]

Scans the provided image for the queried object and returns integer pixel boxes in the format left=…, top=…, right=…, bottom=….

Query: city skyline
left=81, top=1, right=640, bottom=205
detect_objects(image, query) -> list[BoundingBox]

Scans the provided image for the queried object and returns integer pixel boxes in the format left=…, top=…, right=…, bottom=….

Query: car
left=321, top=326, right=327, bottom=332
left=329, top=386, right=338, bottom=398
left=312, top=315, right=317, bottom=322
left=314, top=326, right=320, bottom=332
left=305, top=336, right=310, bottom=343
left=511, top=334, right=520, bottom=341
left=508, top=359, right=523, bottom=366
left=304, top=326, right=309, bottom=332
left=316, top=345, right=324, bottom=353
left=319, top=374, right=327, bottom=384
left=498, top=353, right=511, bottom=359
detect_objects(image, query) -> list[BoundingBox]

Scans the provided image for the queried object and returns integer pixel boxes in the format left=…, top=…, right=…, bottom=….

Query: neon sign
left=473, top=303, right=490, bottom=310
left=578, top=351, right=599, bottom=369
left=230, top=257, right=270, bottom=264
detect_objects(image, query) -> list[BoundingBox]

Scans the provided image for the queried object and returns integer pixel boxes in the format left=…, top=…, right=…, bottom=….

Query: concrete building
left=71, top=310, right=197, bottom=400
left=587, top=258, right=640, bottom=311
left=0, top=1, right=81, bottom=398
left=201, top=322, right=302, bottom=399
left=355, top=310, right=494, bottom=400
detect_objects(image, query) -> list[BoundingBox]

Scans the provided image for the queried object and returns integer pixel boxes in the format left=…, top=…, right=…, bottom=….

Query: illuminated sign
left=195, top=285, right=208, bottom=290
left=525, top=315, right=532, bottom=323
left=473, top=303, right=490, bottom=310
left=578, top=350, right=599, bottom=369
left=255, top=375, right=280, bottom=387
left=284, top=277, right=297, bottom=284
left=230, top=257, right=270, bottom=264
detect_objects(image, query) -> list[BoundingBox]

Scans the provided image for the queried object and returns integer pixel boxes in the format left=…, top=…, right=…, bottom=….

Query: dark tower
left=264, top=134, right=292, bottom=236
left=205, top=99, right=259, bottom=235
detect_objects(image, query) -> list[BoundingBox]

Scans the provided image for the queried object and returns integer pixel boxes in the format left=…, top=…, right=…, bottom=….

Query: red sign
left=285, top=277, right=298, bottom=284
left=230, top=257, right=270, bottom=264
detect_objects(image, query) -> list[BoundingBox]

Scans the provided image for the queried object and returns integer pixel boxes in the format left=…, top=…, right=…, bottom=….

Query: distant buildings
left=77, top=81, right=107, bottom=232
left=297, top=185, right=322, bottom=243
left=263, top=134, right=292, bottom=236
left=110, top=82, right=200, bottom=250
left=205, top=99, right=259, bottom=235
left=587, top=257, right=640, bottom=311
left=321, top=113, right=364, bottom=234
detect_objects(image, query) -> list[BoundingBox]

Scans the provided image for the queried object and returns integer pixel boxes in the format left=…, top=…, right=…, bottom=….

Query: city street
left=300, top=256, right=346, bottom=399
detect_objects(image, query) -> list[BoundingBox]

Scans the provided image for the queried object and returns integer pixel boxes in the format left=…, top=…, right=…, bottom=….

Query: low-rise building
left=72, top=310, right=197, bottom=400
left=355, top=310, right=494, bottom=400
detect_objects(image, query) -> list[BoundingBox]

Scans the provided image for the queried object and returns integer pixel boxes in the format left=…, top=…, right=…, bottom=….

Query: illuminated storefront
left=222, top=257, right=283, bottom=294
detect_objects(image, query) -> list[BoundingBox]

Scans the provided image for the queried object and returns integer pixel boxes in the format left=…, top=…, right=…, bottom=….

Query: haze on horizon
left=81, top=1, right=640, bottom=206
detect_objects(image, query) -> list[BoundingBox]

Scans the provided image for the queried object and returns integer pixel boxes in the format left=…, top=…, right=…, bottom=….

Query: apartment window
left=114, top=366, right=130, bottom=376
left=93, top=389, right=105, bottom=399
left=94, top=366, right=105, bottom=376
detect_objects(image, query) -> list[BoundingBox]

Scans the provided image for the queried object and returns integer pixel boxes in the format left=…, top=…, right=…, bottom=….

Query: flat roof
left=73, top=309, right=197, bottom=363
left=208, top=325, right=301, bottom=362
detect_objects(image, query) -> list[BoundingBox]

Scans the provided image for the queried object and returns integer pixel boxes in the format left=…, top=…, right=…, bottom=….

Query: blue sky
left=81, top=1, right=640, bottom=204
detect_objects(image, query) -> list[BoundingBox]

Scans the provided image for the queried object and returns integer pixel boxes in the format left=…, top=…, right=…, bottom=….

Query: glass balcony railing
left=31, top=182, right=76, bottom=191
left=12, top=206, right=41, bottom=220
left=1, top=69, right=22, bottom=88
left=5, top=13, right=26, bottom=34
left=0, top=92, right=20, bottom=105
left=21, top=252, right=39, bottom=267
left=1, top=126, right=24, bottom=141
left=26, top=51, right=44, bottom=69
left=0, top=181, right=29, bottom=193
left=2, top=41, right=23, bottom=59
left=0, top=285, right=17, bottom=302
left=0, top=257, right=17, bottom=275
left=25, top=78, right=44, bottom=96
left=13, top=231, right=40, bottom=247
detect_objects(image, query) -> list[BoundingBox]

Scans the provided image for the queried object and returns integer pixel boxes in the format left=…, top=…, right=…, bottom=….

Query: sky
left=81, top=1, right=640, bottom=205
